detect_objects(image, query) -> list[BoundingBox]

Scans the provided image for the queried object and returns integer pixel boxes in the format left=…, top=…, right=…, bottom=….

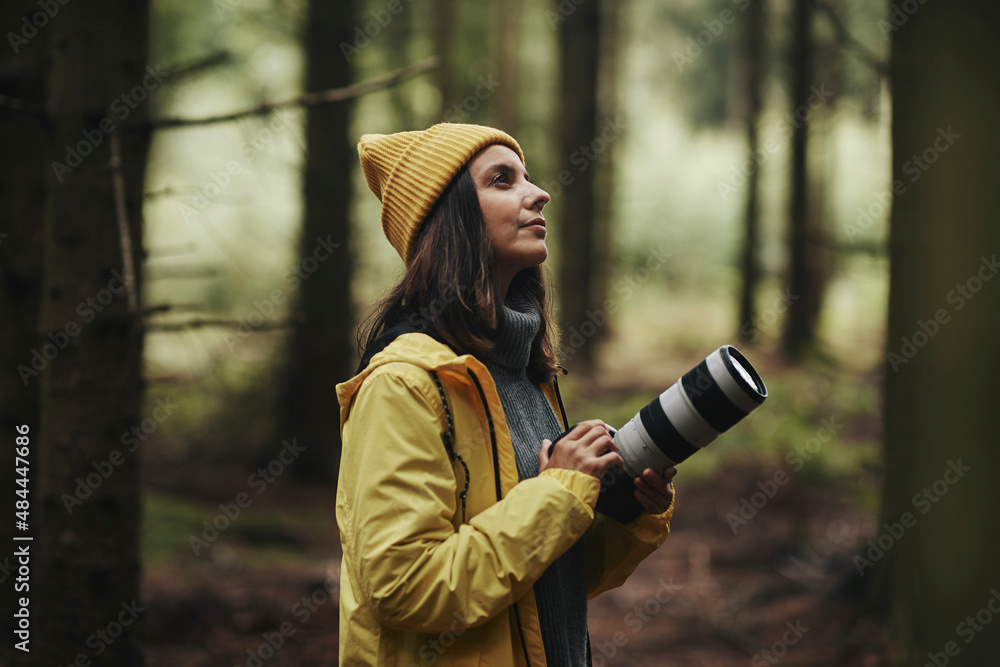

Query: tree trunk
left=781, top=0, right=819, bottom=358
left=589, top=0, right=623, bottom=355
left=0, top=1, right=49, bottom=664
left=33, top=1, right=150, bottom=664
left=556, top=0, right=601, bottom=371
left=278, top=0, right=357, bottom=483
left=880, top=1, right=1000, bottom=663
left=738, top=0, right=765, bottom=342
left=493, top=0, right=522, bottom=136
left=433, top=0, right=458, bottom=118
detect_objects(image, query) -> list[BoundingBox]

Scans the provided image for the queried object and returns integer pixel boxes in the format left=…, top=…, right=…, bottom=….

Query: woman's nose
left=529, top=183, right=550, bottom=210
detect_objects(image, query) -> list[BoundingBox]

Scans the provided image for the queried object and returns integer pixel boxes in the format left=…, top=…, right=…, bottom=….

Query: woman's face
left=468, top=144, right=551, bottom=284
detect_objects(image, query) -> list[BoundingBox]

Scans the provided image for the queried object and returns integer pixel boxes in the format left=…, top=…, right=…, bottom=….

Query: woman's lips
left=522, top=218, right=546, bottom=232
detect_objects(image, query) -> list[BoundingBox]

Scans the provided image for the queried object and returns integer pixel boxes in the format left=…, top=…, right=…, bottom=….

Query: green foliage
left=143, top=491, right=333, bottom=568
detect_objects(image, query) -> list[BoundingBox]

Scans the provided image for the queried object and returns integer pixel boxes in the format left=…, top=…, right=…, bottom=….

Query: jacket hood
left=337, top=332, right=488, bottom=431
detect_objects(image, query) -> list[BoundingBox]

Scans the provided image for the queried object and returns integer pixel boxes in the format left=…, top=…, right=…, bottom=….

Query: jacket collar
left=337, top=332, right=493, bottom=427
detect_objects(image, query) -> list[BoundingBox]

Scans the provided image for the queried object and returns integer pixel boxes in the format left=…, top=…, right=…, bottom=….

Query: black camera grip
left=545, top=423, right=644, bottom=523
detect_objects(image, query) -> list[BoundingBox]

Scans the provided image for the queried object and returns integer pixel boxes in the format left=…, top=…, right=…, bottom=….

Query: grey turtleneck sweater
left=483, top=293, right=589, bottom=667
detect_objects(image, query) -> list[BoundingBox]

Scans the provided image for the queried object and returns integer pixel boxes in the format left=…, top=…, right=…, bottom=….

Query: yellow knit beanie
left=357, top=122, right=525, bottom=265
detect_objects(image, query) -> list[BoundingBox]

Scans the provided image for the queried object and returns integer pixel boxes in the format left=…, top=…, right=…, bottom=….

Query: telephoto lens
left=549, top=345, right=767, bottom=523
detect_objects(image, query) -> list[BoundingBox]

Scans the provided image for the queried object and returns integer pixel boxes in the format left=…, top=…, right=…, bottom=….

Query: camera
left=549, top=345, right=767, bottom=523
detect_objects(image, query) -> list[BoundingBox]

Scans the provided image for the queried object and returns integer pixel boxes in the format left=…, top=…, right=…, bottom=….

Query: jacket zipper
left=465, top=368, right=532, bottom=667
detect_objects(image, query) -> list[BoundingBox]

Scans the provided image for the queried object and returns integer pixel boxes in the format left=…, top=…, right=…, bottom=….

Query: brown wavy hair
left=358, top=164, right=561, bottom=384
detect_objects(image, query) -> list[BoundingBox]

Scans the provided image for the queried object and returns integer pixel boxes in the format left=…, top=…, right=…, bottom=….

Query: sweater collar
left=490, top=292, right=539, bottom=370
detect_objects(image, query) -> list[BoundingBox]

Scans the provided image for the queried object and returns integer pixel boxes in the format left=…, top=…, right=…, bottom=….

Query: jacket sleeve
left=583, top=493, right=674, bottom=599
left=337, top=365, right=601, bottom=633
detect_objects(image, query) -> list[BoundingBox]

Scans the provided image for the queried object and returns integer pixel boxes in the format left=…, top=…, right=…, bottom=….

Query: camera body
left=549, top=345, right=767, bottom=523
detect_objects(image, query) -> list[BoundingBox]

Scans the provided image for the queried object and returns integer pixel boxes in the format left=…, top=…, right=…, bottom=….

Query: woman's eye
left=492, top=173, right=509, bottom=185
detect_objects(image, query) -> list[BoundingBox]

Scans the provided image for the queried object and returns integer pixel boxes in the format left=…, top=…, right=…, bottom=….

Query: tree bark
left=556, top=0, right=601, bottom=371
left=880, top=1, right=1000, bottom=663
left=493, top=0, right=522, bottom=136
left=32, top=1, right=150, bottom=664
left=277, top=0, right=356, bottom=482
left=739, top=0, right=766, bottom=342
left=738, top=0, right=765, bottom=342
left=781, top=0, right=820, bottom=358
left=589, top=0, right=623, bottom=355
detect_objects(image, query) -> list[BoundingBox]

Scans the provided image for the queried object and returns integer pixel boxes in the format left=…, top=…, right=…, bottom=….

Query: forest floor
left=143, top=458, right=893, bottom=666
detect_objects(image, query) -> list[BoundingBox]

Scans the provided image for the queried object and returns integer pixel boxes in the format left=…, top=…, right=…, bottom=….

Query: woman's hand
left=634, top=466, right=677, bottom=515
left=539, top=420, right=623, bottom=479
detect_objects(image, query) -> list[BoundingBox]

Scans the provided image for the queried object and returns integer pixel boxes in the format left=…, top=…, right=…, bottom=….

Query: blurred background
left=1, top=0, right=998, bottom=665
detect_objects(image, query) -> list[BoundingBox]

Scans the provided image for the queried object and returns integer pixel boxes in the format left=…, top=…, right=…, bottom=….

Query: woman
left=336, top=122, right=677, bottom=666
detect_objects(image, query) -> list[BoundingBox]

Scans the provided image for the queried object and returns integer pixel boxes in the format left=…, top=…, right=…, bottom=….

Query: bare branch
left=143, top=302, right=207, bottom=317
left=815, top=1, right=889, bottom=78
left=150, top=56, right=440, bottom=129
left=146, top=318, right=299, bottom=332
left=0, top=53, right=228, bottom=121
left=165, top=52, right=232, bottom=82
left=110, top=133, right=139, bottom=313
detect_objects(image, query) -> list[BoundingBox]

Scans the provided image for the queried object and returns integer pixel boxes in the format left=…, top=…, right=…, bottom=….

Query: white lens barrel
left=613, top=345, right=767, bottom=468
left=705, top=347, right=765, bottom=415
left=613, top=416, right=673, bottom=478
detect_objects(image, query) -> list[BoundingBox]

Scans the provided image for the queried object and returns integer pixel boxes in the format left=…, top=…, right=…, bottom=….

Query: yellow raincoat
left=336, top=332, right=674, bottom=666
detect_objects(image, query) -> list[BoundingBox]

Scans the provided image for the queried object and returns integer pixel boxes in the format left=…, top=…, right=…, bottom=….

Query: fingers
left=596, top=448, right=624, bottom=470
left=634, top=467, right=676, bottom=515
left=538, top=439, right=551, bottom=467
left=570, top=422, right=617, bottom=453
